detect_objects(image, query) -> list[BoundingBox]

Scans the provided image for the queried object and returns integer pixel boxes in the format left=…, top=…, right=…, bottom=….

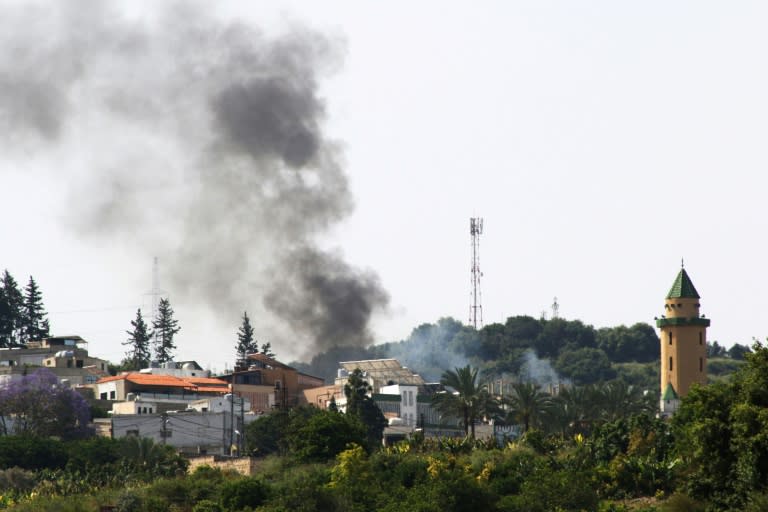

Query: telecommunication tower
left=551, top=297, right=560, bottom=319
left=145, top=257, right=167, bottom=326
left=469, top=217, right=484, bottom=329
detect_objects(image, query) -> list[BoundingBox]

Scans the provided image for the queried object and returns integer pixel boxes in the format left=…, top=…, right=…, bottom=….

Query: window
left=408, top=391, right=414, bottom=407
left=100, top=392, right=107, bottom=400
left=402, top=391, right=407, bottom=405
left=148, top=408, right=153, bottom=414
left=668, top=333, right=673, bottom=345
left=126, top=429, right=139, bottom=437
left=76, top=360, right=84, bottom=368
left=109, top=391, right=116, bottom=400
left=699, top=332, right=703, bottom=345
left=700, top=357, right=703, bottom=372
left=67, top=360, right=72, bottom=368
left=669, top=357, right=673, bottom=371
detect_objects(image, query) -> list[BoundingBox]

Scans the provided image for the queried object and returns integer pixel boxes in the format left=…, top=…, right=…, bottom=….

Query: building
left=111, top=409, right=258, bottom=456
left=305, top=358, right=460, bottom=440
left=656, top=266, right=710, bottom=415
left=0, top=336, right=109, bottom=386
left=334, top=359, right=426, bottom=392
left=223, top=353, right=324, bottom=412
left=92, top=373, right=230, bottom=414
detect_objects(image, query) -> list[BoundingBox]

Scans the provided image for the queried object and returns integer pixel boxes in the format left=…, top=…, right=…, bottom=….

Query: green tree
left=235, top=311, right=257, bottom=361
left=19, top=276, right=49, bottom=343
left=597, top=323, right=659, bottom=363
left=434, top=365, right=497, bottom=438
left=0, top=270, right=24, bottom=347
left=729, top=342, right=751, bottom=360
left=534, top=318, right=596, bottom=359
left=288, top=409, right=368, bottom=462
left=260, top=341, right=276, bottom=358
left=505, top=382, right=551, bottom=433
left=554, top=347, right=615, bottom=385
left=123, top=309, right=152, bottom=370
left=152, top=298, right=180, bottom=363
left=344, top=368, right=387, bottom=447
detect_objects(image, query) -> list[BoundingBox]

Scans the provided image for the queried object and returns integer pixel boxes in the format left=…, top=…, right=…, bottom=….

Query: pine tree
left=123, top=309, right=153, bottom=370
left=152, top=298, right=180, bottom=364
left=0, top=270, right=24, bottom=347
left=260, top=342, right=275, bottom=358
left=236, top=311, right=257, bottom=361
left=20, top=276, right=49, bottom=343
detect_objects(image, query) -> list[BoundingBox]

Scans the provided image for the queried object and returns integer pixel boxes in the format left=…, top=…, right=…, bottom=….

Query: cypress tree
left=124, top=309, right=153, bottom=370
left=20, top=276, right=49, bottom=343
left=152, top=298, right=180, bottom=364
left=0, top=270, right=24, bottom=347
left=236, top=311, right=257, bottom=361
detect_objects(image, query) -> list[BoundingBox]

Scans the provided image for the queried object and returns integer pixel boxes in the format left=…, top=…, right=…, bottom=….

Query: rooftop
left=96, top=373, right=229, bottom=392
left=666, top=268, right=701, bottom=299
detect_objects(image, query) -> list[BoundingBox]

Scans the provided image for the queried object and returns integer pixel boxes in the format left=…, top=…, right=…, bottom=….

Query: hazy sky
left=1, top=1, right=767, bottom=372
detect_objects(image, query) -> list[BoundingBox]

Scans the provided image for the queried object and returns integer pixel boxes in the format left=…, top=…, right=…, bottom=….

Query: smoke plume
left=0, top=2, right=389, bottom=358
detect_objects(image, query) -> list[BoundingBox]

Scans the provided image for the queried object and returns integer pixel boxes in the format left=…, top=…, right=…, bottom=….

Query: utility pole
left=161, top=412, right=169, bottom=445
left=469, top=217, right=484, bottom=329
left=229, top=392, right=234, bottom=456
left=239, top=395, right=245, bottom=456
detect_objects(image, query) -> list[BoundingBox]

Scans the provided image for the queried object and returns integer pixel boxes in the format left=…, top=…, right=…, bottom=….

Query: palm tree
left=434, top=365, right=497, bottom=438
left=504, top=382, right=551, bottom=433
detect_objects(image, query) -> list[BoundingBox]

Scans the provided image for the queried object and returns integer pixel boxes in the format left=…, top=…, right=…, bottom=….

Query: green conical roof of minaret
left=667, top=268, right=700, bottom=299
left=662, top=383, right=679, bottom=400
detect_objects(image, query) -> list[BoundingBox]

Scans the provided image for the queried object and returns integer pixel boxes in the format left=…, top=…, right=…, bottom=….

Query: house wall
left=302, top=385, right=343, bottom=408
left=232, top=384, right=275, bottom=412
left=112, top=412, right=230, bottom=455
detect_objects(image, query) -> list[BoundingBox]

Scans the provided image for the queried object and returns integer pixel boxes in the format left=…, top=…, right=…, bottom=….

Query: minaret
left=656, top=264, right=710, bottom=415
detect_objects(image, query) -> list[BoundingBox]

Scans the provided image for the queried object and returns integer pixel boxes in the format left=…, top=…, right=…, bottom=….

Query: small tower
left=656, top=265, right=710, bottom=415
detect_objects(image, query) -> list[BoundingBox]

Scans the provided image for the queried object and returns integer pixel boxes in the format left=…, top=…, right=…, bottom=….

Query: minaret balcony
left=656, top=317, right=711, bottom=328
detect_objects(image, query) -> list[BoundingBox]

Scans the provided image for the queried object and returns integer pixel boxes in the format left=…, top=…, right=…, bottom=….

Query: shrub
left=193, top=500, right=222, bottom=512
left=220, top=477, right=269, bottom=511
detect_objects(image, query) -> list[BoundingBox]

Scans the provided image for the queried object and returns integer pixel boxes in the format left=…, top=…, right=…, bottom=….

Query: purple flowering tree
left=0, top=368, right=91, bottom=439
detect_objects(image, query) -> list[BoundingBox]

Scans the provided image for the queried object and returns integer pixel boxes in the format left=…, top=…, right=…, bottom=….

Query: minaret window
left=699, top=357, right=703, bottom=372
left=668, top=333, right=673, bottom=345
left=669, top=357, right=673, bottom=371
left=699, top=332, right=703, bottom=345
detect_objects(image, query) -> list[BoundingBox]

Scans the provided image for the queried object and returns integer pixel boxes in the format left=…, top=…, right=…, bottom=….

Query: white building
left=111, top=410, right=258, bottom=456
left=379, top=384, right=419, bottom=427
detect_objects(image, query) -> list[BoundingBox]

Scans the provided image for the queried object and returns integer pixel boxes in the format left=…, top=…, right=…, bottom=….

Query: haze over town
left=1, top=1, right=767, bottom=372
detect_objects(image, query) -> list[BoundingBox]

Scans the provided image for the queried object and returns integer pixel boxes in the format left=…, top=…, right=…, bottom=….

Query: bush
left=220, top=477, right=269, bottom=511
left=0, top=466, right=36, bottom=493
left=193, top=500, right=222, bottom=512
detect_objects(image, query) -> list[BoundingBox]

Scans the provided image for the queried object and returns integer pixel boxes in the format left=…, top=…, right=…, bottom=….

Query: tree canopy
left=235, top=311, right=257, bottom=361
left=152, top=298, right=180, bottom=364
left=343, top=368, right=387, bottom=448
left=0, top=368, right=90, bottom=440
left=123, top=309, right=152, bottom=371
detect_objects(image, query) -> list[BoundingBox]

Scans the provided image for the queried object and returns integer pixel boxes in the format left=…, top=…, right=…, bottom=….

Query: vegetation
left=0, top=368, right=90, bottom=439
left=343, top=368, right=388, bottom=447
left=123, top=309, right=153, bottom=371
left=434, top=365, right=499, bottom=437
left=0, top=271, right=50, bottom=347
left=235, top=311, right=257, bottom=361
left=152, top=298, right=180, bottom=363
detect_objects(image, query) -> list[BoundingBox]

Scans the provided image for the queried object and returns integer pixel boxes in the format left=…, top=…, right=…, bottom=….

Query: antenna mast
left=145, top=257, right=167, bottom=350
left=469, top=217, right=484, bottom=329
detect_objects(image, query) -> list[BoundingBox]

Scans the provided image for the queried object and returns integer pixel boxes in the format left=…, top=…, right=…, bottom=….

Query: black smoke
left=0, top=1, right=389, bottom=358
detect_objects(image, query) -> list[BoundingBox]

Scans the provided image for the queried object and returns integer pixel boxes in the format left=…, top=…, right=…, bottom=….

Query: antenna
left=469, top=217, right=484, bottom=329
left=144, top=257, right=168, bottom=346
